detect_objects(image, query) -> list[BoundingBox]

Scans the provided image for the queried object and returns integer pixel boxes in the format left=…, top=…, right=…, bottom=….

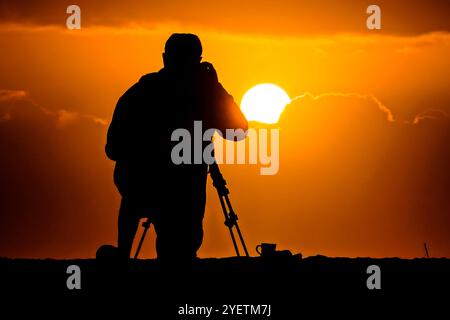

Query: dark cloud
left=413, top=109, right=450, bottom=124
left=0, top=90, right=116, bottom=258
left=0, top=0, right=449, bottom=35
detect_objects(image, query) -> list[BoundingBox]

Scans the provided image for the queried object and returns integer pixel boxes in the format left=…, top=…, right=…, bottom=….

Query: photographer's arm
left=213, top=82, right=248, bottom=141
left=201, top=62, right=248, bottom=140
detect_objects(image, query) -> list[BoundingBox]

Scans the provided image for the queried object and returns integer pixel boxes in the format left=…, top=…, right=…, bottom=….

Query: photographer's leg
left=153, top=195, right=205, bottom=265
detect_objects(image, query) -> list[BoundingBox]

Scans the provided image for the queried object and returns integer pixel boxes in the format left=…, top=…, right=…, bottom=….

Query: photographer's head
left=163, top=33, right=202, bottom=72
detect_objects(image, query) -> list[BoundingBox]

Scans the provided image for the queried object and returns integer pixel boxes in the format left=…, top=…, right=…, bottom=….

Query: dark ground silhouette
left=1, top=255, right=448, bottom=316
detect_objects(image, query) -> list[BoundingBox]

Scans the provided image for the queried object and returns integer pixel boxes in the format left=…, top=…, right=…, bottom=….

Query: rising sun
left=240, top=83, right=290, bottom=124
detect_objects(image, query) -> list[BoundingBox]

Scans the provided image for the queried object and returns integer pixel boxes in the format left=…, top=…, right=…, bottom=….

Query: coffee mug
left=256, top=243, right=277, bottom=256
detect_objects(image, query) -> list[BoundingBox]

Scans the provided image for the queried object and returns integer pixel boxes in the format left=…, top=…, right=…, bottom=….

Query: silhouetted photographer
left=104, top=33, right=248, bottom=266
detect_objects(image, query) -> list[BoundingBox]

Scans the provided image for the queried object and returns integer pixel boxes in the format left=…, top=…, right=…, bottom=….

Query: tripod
left=133, top=161, right=249, bottom=259
left=208, top=161, right=249, bottom=257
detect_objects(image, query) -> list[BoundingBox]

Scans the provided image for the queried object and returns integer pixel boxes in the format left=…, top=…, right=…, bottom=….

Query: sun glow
left=240, top=83, right=290, bottom=124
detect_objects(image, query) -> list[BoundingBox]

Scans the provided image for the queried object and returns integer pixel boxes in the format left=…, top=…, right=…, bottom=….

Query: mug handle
left=256, top=244, right=262, bottom=255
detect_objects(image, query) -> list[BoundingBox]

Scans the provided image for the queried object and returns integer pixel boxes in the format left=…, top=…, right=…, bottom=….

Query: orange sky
left=0, top=0, right=449, bottom=259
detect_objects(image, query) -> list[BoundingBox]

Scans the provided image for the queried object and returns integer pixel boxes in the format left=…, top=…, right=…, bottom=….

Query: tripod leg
left=134, top=218, right=151, bottom=259
left=210, top=160, right=249, bottom=258
left=224, top=196, right=249, bottom=257
left=227, top=225, right=240, bottom=257
left=218, top=194, right=241, bottom=256
left=234, top=223, right=249, bottom=257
